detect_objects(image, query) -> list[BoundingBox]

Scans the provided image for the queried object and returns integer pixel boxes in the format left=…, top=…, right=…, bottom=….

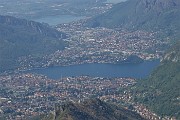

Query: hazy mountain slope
left=0, top=15, right=67, bottom=72
left=134, top=42, right=180, bottom=119
left=86, top=0, right=180, bottom=40
left=44, top=99, right=145, bottom=120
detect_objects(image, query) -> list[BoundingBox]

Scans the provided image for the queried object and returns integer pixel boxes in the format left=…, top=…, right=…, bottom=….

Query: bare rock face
left=52, top=99, right=145, bottom=120
left=137, top=0, right=179, bottom=13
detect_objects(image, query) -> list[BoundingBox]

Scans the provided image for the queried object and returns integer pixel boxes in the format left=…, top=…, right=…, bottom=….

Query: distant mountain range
left=43, top=99, right=145, bottom=120
left=0, top=15, right=66, bottom=72
left=86, top=0, right=180, bottom=40
left=134, top=42, right=180, bottom=119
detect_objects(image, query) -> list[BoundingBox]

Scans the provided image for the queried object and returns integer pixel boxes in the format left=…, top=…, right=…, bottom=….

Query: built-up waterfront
left=17, top=19, right=168, bottom=71
left=0, top=73, right=165, bottom=120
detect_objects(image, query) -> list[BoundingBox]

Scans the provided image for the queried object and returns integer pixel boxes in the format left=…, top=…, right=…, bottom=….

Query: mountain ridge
left=0, top=15, right=66, bottom=39
left=86, top=0, right=180, bottom=40
left=44, top=99, right=146, bottom=120
left=0, top=15, right=67, bottom=72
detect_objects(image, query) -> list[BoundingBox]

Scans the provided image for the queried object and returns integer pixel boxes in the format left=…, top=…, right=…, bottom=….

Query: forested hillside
left=0, top=15, right=67, bottom=72
left=133, top=42, right=180, bottom=119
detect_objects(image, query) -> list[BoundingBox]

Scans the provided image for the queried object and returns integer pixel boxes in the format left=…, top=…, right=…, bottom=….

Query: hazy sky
left=106, top=0, right=127, bottom=4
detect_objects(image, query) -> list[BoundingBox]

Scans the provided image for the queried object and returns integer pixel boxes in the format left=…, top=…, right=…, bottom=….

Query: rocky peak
left=52, top=99, right=145, bottom=120
left=136, top=0, right=179, bottom=13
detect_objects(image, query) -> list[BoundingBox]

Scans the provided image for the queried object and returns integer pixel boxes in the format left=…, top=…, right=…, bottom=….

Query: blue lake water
left=26, top=60, right=160, bottom=79
left=32, top=15, right=85, bottom=26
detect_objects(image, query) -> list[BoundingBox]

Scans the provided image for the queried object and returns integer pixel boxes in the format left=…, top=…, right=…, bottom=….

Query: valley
left=0, top=0, right=179, bottom=120
left=17, top=20, right=167, bottom=72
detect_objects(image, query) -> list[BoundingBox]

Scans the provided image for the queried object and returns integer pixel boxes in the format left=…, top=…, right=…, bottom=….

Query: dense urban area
left=17, top=20, right=168, bottom=71
left=0, top=73, right=167, bottom=120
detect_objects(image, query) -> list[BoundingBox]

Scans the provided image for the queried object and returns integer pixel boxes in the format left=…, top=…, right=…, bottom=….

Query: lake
left=32, top=15, right=86, bottom=26
left=26, top=60, right=160, bottom=79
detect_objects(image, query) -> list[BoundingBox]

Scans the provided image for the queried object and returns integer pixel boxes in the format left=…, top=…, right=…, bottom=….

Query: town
left=0, top=73, right=168, bottom=120
left=17, top=20, right=168, bottom=71
left=0, top=17, right=171, bottom=120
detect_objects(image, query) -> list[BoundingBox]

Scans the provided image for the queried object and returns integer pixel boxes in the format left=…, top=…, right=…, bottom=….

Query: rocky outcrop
left=52, top=99, right=145, bottom=120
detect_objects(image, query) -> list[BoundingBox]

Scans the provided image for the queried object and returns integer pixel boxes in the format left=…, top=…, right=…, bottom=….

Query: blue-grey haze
left=32, top=15, right=86, bottom=26
left=105, top=0, right=127, bottom=4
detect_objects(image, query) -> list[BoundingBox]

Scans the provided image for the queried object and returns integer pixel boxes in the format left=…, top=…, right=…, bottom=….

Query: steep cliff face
left=0, top=15, right=67, bottom=72
left=47, top=99, right=145, bottom=120
left=138, top=0, right=179, bottom=11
